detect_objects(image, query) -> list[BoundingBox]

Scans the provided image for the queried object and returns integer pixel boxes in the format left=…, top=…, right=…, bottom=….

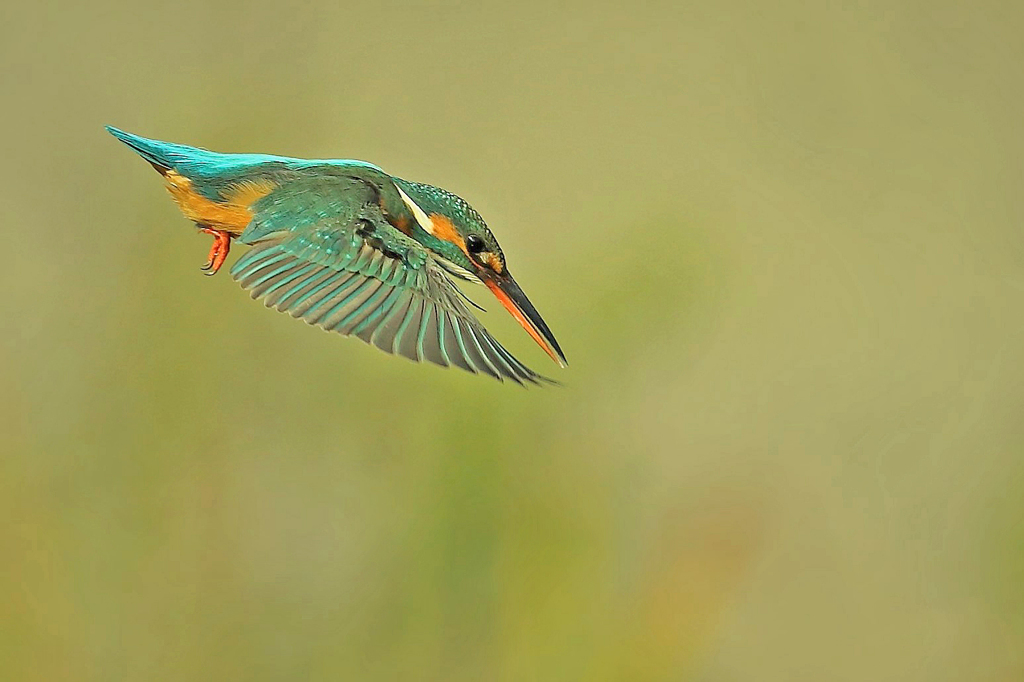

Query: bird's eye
left=466, top=234, right=486, bottom=253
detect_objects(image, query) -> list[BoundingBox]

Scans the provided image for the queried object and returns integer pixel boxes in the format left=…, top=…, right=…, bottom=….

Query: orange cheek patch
left=163, top=171, right=276, bottom=234
left=428, top=213, right=467, bottom=254
left=484, top=254, right=504, bottom=273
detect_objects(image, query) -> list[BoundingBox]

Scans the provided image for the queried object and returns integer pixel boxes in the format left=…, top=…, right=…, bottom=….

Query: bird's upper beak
left=483, top=269, right=567, bottom=368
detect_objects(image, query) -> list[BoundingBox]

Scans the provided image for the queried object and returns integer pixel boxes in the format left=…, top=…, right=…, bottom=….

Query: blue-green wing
left=230, top=177, right=547, bottom=384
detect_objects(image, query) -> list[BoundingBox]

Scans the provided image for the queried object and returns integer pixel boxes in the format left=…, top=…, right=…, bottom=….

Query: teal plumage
left=106, top=126, right=403, bottom=210
left=231, top=177, right=543, bottom=382
left=108, top=126, right=566, bottom=384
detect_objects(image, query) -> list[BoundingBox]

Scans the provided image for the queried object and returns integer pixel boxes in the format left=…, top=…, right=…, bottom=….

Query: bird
left=107, top=126, right=566, bottom=385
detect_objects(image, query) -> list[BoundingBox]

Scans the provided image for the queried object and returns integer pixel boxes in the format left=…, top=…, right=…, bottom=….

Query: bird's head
left=394, top=179, right=567, bottom=368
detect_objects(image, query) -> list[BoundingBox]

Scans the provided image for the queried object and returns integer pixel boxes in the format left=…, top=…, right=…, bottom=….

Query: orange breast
left=163, top=171, right=276, bottom=234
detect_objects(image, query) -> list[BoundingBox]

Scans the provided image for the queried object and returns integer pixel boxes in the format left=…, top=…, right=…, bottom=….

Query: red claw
left=199, top=227, right=232, bottom=276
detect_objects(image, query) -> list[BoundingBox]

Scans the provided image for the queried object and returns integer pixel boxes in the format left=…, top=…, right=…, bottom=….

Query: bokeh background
left=3, top=1, right=1023, bottom=679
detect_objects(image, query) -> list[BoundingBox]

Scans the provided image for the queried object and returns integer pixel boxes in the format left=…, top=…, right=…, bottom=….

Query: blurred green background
left=3, top=1, right=1023, bottom=680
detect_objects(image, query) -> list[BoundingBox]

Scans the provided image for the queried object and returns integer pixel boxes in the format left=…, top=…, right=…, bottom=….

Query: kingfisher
left=107, top=126, right=566, bottom=385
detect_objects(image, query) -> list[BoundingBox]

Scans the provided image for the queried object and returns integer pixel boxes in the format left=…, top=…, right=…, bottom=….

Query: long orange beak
left=484, top=270, right=567, bottom=368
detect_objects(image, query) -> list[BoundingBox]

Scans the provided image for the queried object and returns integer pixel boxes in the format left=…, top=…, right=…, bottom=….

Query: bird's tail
left=106, top=126, right=212, bottom=174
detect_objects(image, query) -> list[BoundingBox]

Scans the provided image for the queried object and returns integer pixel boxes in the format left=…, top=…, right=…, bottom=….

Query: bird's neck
left=411, top=225, right=465, bottom=265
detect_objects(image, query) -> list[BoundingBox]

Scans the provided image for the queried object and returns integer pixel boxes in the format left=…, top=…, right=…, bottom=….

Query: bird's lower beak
left=484, top=270, right=567, bottom=368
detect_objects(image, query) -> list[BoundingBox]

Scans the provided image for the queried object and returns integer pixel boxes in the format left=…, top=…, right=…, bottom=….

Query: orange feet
left=200, top=227, right=232, bottom=276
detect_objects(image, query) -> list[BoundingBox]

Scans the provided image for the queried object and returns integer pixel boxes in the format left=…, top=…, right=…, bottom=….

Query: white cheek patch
left=396, top=185, right=435, bottom=235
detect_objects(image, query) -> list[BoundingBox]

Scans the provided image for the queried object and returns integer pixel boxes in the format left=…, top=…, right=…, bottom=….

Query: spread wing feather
left=230, top=175, right=548, bottom=384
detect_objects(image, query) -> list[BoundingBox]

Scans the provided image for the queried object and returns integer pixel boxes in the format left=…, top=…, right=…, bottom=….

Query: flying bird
left=107, top=126, right=566, bottom=384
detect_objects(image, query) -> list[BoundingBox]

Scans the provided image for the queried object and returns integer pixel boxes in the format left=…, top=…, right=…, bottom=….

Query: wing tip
left=228, top=239, right=562, bottom=387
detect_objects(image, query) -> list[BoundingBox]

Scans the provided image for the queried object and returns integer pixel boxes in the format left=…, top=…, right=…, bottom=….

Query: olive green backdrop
left=3, top=1, right=1023, bottom=680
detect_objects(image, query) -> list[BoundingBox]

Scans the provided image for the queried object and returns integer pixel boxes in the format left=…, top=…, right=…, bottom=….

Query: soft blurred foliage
left=3, top=1, right=1023, bottom=680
